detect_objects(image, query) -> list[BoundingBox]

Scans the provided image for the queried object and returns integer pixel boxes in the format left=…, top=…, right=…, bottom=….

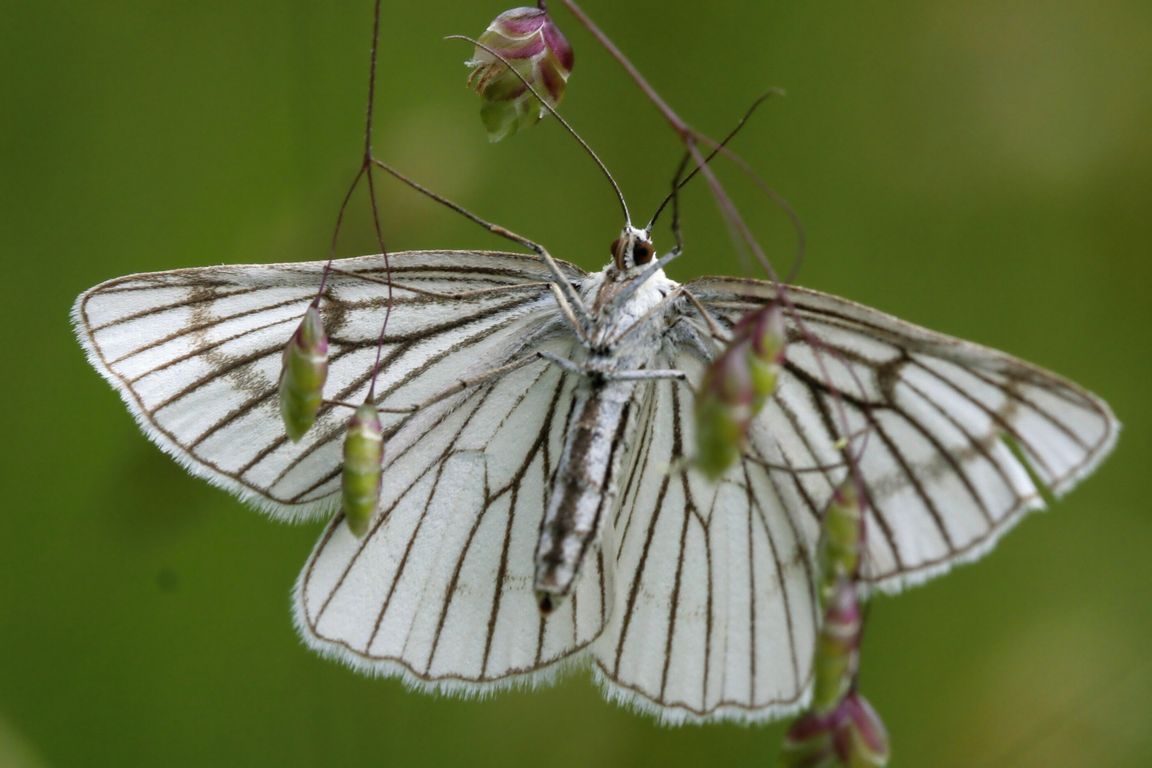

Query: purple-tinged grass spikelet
left=693, top=304, right=786, bottom=479
left=466, top=7, right=574, bottom=141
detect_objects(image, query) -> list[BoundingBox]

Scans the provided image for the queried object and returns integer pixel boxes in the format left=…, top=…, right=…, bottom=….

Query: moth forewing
left=689, top=276, right=1118, bottom=592
left=70, top=252, right=587, bottom=522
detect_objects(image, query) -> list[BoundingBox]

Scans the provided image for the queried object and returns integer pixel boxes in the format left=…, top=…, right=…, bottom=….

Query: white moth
left=72, top=221, right=1116, bottom=724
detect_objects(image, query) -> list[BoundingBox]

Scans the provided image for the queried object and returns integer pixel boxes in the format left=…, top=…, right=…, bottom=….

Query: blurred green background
left=3, top=1, right=1150, bottom=766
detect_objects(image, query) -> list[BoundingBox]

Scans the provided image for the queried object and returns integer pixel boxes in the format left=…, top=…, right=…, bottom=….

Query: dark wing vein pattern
left=294, top=335, right=610, bottom=689
left=72, top=251, right=586, bottom=522
left=689, top=277, right=1118, bottom=590
left=592, top=347, right=820, bottom=724
left=74, top=255, right=1117, bottom=720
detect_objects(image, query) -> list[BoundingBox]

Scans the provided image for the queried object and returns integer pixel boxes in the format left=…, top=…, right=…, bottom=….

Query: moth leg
left=600, top=368, right=687, bottom=382
left=517, top=240, right=593, bottom=334
left=381, top=344, right=599, bottom=416
left=536, top=350, right=687, bottom=383
left=549, top=283, right=594, bottom=346
left=535, top=349, right=587, bottom=376
left=370, top=158, right=592, bottom=333
left=605, top=287, right=683, bottom=348
left=371, top=352, right=551, bottom=414
left=608, top=282, right=716, bottom=349
left=679, top=287, right=728, bottom=343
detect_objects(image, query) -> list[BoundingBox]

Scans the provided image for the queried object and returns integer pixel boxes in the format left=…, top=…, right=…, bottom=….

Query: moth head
left=609, top=225, right=655, bottom=271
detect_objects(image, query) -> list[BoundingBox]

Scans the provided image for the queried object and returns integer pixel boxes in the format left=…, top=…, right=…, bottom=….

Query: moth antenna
left=665, top=152, right=691, bottom=255
left=447, top=34, right=632, bottom=226
left=572, top=35, right=861, bottom=481
left=646, top=89, right=782, bottom=230
left=706, top=137, right=810, bottom=284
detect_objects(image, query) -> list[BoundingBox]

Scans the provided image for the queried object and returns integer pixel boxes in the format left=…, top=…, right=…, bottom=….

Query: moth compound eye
left=633, top=240, right=654, bottom=266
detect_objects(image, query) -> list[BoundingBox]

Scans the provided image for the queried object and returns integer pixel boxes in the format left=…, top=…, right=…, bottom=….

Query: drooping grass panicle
left=779, top=482, right=890, bottom=767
